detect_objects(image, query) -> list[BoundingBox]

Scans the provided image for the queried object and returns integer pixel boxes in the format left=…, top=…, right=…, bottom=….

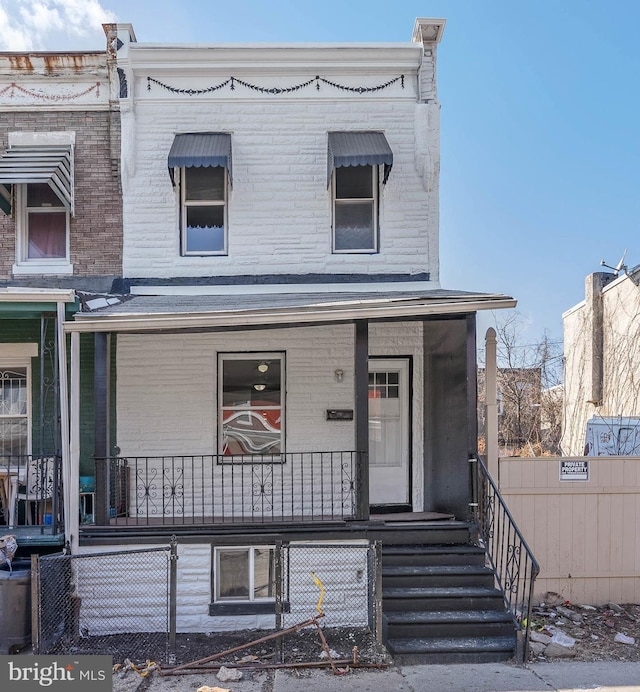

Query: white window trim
left=332, top=164, right=379, bottom=254
left=0, top=344, right=38, bottom=359
left=218, top=352, right=285, bottom=456
left=213, top=546, right=275, bottom=603
left=0, top=355, right=33, bottom=456
left=180, top=167, right=228, bottom=256
left=13, top=184, right=72, bottom=275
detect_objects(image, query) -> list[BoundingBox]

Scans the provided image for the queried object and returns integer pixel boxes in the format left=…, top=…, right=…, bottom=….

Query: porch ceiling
left=65, top=289, right=516, bottom=333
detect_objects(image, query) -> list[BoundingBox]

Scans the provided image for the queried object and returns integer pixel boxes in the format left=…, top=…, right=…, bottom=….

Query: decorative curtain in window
left=27, top=212, right=67, bottom=259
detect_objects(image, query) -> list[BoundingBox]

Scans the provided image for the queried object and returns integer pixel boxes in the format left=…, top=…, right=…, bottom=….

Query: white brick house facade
left=64, top=19, right=516, bottom=641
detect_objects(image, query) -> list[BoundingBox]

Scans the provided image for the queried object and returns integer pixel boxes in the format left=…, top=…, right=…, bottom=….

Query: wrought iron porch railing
left=470, top=454, right=540, bottom=662
left=0, top=454, right=63, bottom=531
left=96, top=451, right=362, bottom=526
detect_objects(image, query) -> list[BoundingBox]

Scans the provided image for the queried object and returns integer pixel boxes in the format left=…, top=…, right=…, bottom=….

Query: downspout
left=485, top=328, right=499, bottom=481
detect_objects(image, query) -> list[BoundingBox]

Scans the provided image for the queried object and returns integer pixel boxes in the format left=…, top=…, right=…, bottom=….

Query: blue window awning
left=0, top=145, right=74, bottom=216
left=327, top=131, right=393, bottom=187
left=168, top=133, right=232, bottom=186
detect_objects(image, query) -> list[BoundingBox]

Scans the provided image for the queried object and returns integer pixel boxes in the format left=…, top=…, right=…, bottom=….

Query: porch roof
left=65, top=289, right=516, bottom=333
left=0, top=287, right=77, bottom=317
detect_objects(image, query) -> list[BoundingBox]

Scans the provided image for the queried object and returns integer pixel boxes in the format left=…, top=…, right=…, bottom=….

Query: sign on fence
left=559, top=459, right=589, bottom=481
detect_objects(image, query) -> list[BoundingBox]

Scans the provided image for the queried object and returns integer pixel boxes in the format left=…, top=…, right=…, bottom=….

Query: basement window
left=210, top=546, right=277, bottom=615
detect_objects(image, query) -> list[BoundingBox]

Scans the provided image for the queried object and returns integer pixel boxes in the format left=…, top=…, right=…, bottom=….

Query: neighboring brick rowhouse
left=0, top=110, right=123, bottom=285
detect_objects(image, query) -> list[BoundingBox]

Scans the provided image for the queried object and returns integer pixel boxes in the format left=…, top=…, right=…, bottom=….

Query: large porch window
left=0, top=366, right=29, bottom=457
left=219, top=353, right=284, bottom=455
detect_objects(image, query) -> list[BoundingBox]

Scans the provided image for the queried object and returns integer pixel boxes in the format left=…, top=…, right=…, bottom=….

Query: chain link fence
left=277, top=541, right=380, bottom=634
left=33, top=546, right=173, bottom=662
left=33, top=539, right=381, bottom=664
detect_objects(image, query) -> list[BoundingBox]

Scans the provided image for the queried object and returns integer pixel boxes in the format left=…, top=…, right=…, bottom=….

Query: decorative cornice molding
left=146, top=74, right=404, bottom=96
left=0, top=81, right=101, bottom=102
left=124, top=43, right=422, bottom=75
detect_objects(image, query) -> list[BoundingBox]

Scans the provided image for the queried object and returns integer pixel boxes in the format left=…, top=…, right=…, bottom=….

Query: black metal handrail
left=95, top=451, right=363, bottom=526
left=470, top=453, right=539, bottom=662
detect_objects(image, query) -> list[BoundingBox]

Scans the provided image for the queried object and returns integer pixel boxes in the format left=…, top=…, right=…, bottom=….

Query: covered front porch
left=64, top=289, right=515, bottom=541
left=0, top=288, right=77, bottom=547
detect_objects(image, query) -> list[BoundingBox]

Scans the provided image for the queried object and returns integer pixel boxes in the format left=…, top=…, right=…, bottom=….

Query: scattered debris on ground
left=110, top=623, right=386, bottom=688
left=158, top=614, right=388, bottom=678
left=528, top=591, right=640, bottom=662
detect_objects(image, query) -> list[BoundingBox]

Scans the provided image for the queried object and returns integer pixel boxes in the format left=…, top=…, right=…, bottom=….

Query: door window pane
left=368, top=371, right=400, bottom=399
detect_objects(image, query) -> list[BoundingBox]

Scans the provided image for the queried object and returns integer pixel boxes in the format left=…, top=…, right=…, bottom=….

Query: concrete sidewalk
left=116, top=661, right=640, bottom=692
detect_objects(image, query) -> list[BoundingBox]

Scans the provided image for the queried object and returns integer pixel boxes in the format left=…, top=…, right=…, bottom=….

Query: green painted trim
left=0, top=183, right=11, bottom=215
left=0, top=299, right=79, bottom=319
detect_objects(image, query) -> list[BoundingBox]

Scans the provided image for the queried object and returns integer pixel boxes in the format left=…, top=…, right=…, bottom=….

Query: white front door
left=369, top=358, right=410, bottom=505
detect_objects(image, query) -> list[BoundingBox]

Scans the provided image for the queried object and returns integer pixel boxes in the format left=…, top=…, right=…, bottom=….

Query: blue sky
left=2, top=0, right=639, bottom=342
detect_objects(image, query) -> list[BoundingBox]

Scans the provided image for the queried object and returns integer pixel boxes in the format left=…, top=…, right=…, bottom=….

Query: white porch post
left=69, top=330, right=81, bottom=553
left=56, top=302, right=72, bottom=547
left=485, top=327, right=499, bottom=481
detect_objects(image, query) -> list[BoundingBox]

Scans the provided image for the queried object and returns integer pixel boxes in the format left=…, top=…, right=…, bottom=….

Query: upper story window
left=0, top=132, right=75, bottom=275
left=333, top=164, right=378, bottom=252
left=327, top=131, right=393, bottom=255
left=180, top=166, right=227, bottom=255
left=168, top=132, right=232, bottom=257
left=17, top=184, right=69, bottom=262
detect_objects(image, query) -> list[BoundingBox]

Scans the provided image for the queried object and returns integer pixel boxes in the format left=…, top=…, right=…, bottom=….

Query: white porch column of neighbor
left=68, top=330, right=81, bottom=553
left=56, top=302, right=73, bottom=548
left=485, top=327, right=499, bottom=480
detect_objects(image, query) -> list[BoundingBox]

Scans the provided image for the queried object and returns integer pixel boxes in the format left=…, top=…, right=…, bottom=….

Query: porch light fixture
left=334, top=368, right=344, bottom=383
left=257, top=362, right=269, bottom=373
left=253, top=383, right=266, bottom=391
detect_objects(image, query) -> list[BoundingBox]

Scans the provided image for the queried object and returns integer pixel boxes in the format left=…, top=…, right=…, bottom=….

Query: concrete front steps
left=382, top=536, right=517, bottom=663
